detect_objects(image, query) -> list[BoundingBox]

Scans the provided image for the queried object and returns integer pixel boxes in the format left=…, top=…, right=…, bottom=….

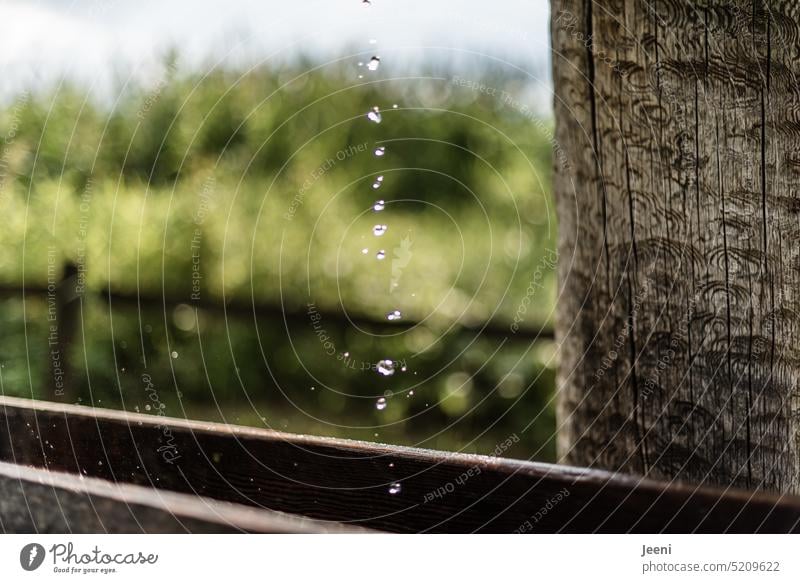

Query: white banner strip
left=0, top=534, right=796, bottom=582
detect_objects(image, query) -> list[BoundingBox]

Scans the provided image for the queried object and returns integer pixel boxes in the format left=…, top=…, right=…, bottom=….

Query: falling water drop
left=376, top=397, right=387, bottom=410
left=367, top=106, right=382, bottom=124
left=171, top=351, right=178, bottom=359
left=376, top=250, right=386, bottom=260
left=374, top=146, right=386, bottom=157
left=392, top=104, right=399, bottom=109
left=373, top=224, right=388, bottom=236
left=372, top=176, right=384, bottom=190
left=373, top=198, right=385, bottom=210
left=386, top=310, right=401, bottom=321
left=367, top=56, right=381, bottom=71
left=388, top=482, right=402, bottom=495
left=361, top=248, right=369, bottom=254
left=376, top=359, right=396, bottom=376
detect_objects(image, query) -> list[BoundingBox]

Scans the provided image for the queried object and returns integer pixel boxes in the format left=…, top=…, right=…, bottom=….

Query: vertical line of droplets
left=361, top=0, right=403, bottom=497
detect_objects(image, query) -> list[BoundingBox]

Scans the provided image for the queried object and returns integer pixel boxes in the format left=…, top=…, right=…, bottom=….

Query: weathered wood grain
left=1, top=396, right=799, bottom=532
left=553, top=0, right=800, bottom=492
left=0, top=460, right=365, bottom=533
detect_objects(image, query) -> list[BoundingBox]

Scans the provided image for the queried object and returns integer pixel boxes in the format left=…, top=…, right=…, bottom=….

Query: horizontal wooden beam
left=0, top=460, right=367, bottom=533
left=1, top=396, right=799, bottom=533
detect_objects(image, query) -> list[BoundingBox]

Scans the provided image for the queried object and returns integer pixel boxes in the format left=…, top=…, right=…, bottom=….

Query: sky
left=0, top=0, right=552, bottom=103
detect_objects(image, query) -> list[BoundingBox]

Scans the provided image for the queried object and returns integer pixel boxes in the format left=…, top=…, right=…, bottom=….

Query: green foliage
left=0, top=57, right=557, bottom=460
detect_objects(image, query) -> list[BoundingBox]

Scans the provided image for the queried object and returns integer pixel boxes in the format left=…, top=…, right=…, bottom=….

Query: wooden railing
left=1, top=396, right=799, bottom=533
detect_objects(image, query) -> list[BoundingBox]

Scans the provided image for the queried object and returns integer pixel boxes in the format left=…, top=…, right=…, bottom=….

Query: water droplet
left=408, top=389, right=415, bottom=396
left=344, top=351, right=350, bottom=357
left=357, top=61, right=364, bottom=66
left=392, top=104, right=399, bottom=109
left=373, top=198, right=385, bottom=210
left=358, top=74, right=364, bottom=79
left=386, top=309, right=402, bottom=321
left=171, top=351, right=178, bottom=359
left=376, top=359, right=395, bottom=376
left=145, top=404, right=151, bottom=411
left=376, top=397, right=387, bottom=410
left=361, top=247, right=369, bottom=254
left=373, top=224, right=388, bottom=236
left=401, top=365, right=408, bottom=372
left=374, top=146, right=386, bottom=157
left=367, top=106, right=382, bottom=124
left=376, top=250, right=386, bottom=260
left=372, top=176, right=384, bottom=190
left=388, top=482, right=402, bottom=495
left=367, top=56, right=381, bottom=71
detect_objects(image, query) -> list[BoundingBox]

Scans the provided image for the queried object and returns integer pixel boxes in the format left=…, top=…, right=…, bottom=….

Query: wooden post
left=49, top=262, right=80, bottom=402
left=552, top=0, right=800, bottom=492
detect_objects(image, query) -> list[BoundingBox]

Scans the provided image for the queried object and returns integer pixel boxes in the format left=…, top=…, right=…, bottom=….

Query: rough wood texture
left=553, top=0, right=800, bottom=493
left=2, top=396, right=799, bottom=532
left=0, top=460, right=363, bottom=533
